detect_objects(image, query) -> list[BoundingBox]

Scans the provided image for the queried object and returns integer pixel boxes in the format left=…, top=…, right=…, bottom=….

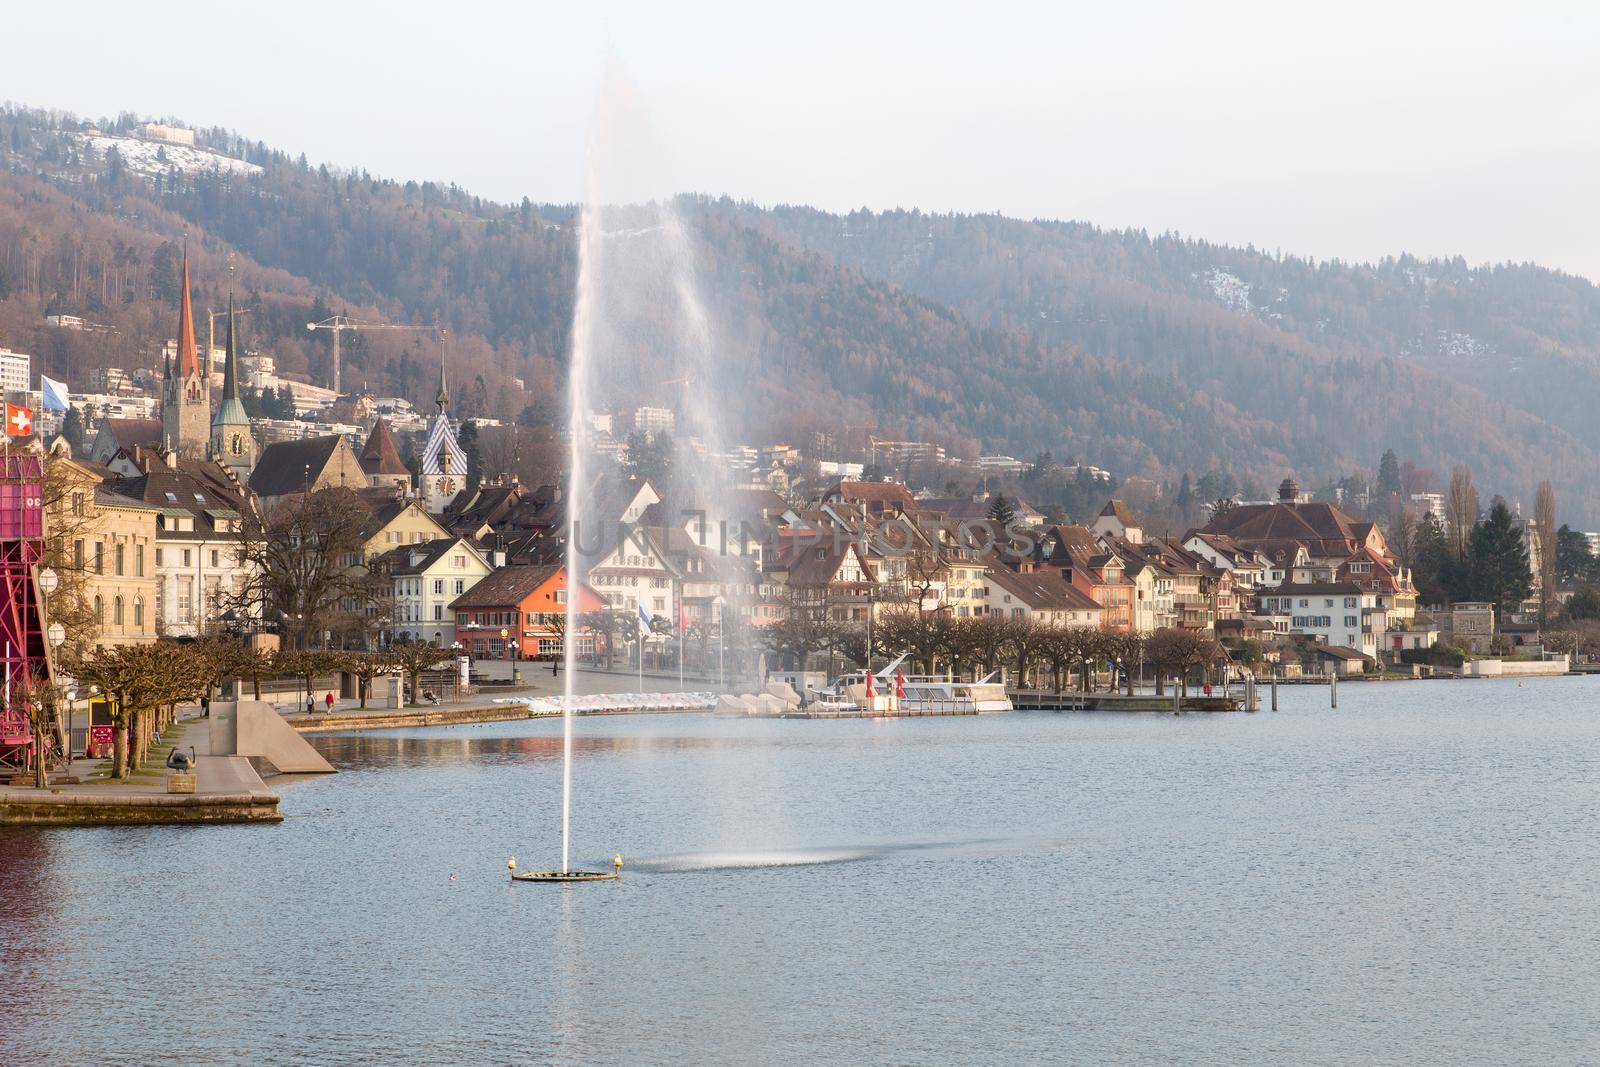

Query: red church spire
left=177, top=246, right=200, bottom=378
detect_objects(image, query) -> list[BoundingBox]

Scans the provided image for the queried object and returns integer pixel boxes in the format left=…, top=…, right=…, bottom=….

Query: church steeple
left=435, top=359, right=449, bottom=412
left=162, top=241, right=210, bottom=457
left=176, top=245, right=200, bottom=378
left=211, top=283, right=255, bottom=480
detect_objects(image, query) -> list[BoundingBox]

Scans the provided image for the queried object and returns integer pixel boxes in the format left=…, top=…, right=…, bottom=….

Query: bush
left=1400, top=642, right=1467, bottom=668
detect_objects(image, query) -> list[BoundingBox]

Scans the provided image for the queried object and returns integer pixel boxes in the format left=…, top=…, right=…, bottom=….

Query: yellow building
left=49, top=457, right=161, bottom=648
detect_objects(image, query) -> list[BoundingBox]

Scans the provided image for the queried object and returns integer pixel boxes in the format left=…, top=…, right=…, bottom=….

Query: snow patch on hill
left=1201, top=267, right=1252, bottom=314
left=74, top=134, right=261, bottom=179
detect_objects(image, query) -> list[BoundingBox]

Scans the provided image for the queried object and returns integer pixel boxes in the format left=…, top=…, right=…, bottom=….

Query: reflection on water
left=3, top=677, right=1599, bottom=1065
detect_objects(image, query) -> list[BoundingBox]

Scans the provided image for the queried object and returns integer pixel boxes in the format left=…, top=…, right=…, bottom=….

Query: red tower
left=0, top=453, right=49, bottom=771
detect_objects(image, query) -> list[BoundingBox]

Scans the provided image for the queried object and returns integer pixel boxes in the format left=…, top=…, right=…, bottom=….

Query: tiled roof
left=448, top=564, right=562, bottom=609
left=249, top=436, right=347, bottom=497
left=359, top=417, right=410, bottom=476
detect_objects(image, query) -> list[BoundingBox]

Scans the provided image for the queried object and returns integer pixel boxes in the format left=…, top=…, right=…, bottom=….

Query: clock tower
left=420, top=360, right=466, bottom=514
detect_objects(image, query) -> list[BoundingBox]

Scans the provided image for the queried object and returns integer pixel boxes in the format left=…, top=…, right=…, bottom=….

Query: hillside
left=721, top=203, right=1600, bottom=514
left=3, top=105, right=1599, bottom=518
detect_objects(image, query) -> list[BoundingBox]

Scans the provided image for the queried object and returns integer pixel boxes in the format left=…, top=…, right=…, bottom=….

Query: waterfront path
left=0, top=717, right=281, bottom=826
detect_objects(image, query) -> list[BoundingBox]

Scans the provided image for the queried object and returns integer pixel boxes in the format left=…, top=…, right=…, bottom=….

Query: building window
left=183, top=549, right=192, bottom=567
left=155, top=547, right=163, bottom=567
left=433, top=579, right=444, bottom=595
left=94, top=543, right=104, bottom=574
left=115, top=544, right=125, bottom=576
left=74, top=540, right=84, bottom=570
left=134, top=598, right=143, bottom=628
left=211, top=550, right=219, bottom=567
left=113, top=597, right=124, bottom=626
left=94, top=596, right=103, bottom=623
left=454, top=580, right=464, bottom=594
left=136, top=544, right=145, bottom=576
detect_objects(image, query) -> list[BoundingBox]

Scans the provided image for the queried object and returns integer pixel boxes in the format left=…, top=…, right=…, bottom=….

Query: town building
left=980, top=562, right=1103, bottom=626
left=110, top=457, right=254, bottom=638
left=359, top=417, right=412, bottom=493
left=248, top=435, right=367, bottom=510
left=51, top=457, right=161, bottom=649
left=380, top=537, right=494, bottom=646
left=1257, top=582, right=1382, bottom=658
left=1449, top=602, right=1496, bottom=655
left=449, top=564, right=603, bottom=659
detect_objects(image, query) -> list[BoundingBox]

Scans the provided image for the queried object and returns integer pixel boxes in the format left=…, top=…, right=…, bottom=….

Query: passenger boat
left=805, top=654, right=1013, bottom=713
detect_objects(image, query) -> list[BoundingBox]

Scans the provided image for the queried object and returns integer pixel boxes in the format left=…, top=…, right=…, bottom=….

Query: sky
left=6, top=0, right=1598, bottom=278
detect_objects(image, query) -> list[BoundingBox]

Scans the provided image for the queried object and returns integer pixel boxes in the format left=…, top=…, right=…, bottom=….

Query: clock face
left=437, top=477, right=456, bottom=494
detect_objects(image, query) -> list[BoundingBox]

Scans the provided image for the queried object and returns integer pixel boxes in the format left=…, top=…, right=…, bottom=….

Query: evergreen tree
left=458, top=420, right=483, bottom=491
left=1175, top=472, right=1193, bottom=516
left=987, top=493, right=1017, bottom=528
left=1411, top=512, right=1450, bottom=603
left=1556, top=524, right=1598, bottom=583
left=1468, top=500, right=1531, bottom=615
left=60, top=407, right=86, bottom=455
left=1376, top=449, right=1401, bottom=502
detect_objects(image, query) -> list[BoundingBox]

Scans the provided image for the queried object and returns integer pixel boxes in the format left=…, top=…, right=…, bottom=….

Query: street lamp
left=713, top=595, right=726, bottom=691
left=47, top=623, right=65, bottom=646
left=37, top=567, right=59, bottom=595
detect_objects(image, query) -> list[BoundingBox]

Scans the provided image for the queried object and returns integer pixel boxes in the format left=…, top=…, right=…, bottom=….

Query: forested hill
left=718, top=202, right=1600, bottom=514
left=2, top=104, right=1598, bottom=518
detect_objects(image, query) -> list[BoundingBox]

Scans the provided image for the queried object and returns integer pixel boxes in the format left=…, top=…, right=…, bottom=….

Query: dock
left=780, top=704, right=978, bottom=719
left=1009, top=690, right=1244, bottom=712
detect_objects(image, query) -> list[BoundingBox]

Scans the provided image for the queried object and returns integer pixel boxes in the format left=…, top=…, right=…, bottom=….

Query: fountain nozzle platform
left=511, top=870, right=619, bottom=883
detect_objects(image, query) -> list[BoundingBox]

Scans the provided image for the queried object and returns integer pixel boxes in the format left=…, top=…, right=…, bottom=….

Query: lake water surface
left=3, top=676, right=1598, bottom=1065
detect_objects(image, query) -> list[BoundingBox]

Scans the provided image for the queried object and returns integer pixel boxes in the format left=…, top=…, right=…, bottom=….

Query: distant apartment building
left=873, top=438, right=945, bottom=467
left=816, top=459, right=865, bottom=478
left=1583, top=532, right=1600, bottom=559
left=979, top=455, right=1027, bottom=476
left=1410, top=492, right=1447, bottom=530
left=633, top=406, right=676, bottom=435
left=0, top=349, right=30, bottom=397
left=138, top=122, right=196, bottom=146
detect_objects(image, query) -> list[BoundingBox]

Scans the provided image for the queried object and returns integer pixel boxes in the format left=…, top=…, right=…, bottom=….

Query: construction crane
left=306, top=314, right=441, bottom=395
left=206, top=305, right=256, bottom=377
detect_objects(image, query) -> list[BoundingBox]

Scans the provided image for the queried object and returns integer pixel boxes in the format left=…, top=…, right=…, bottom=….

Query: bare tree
left=224, top=488, right=376, bottom=648
left=1534, top=480, right=1557, bottom=623
left=1446, top=465, right=1478, bottom=560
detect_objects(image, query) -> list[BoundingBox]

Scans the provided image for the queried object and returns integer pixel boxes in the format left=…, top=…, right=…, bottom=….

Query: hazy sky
left=8, top=1, right=1598, bottom=278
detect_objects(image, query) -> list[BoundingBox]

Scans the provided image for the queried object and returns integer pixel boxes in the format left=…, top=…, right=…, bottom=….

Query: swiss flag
left=865, top=671, right=875, bottom=700
left=896, top=671, right=905, bottom=700
left=5, top=403, right=32, bottom=437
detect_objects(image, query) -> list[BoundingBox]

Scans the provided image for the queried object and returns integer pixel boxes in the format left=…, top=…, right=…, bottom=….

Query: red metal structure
left=0, top=453, right=49, bottom=771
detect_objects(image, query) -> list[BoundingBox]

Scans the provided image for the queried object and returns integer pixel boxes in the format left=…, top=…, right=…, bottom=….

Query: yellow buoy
left=614, top=853, right=624, bottom=872
left=507, top=855, right=517, bottom=871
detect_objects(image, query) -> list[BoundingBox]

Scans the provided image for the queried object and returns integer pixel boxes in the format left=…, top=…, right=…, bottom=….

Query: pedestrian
left=325, top=691, right=335, bottom=712
left=201, top=693, right=211, bottom=718
left=305, top=693, right=315, bottom=715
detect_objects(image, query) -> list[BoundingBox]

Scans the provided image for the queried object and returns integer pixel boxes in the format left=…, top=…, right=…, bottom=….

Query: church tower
left=161, top=247, right=210, bottom=458
left=210, top=290, right=256, bottom=481
left=420, top=359, right=466, bottom=514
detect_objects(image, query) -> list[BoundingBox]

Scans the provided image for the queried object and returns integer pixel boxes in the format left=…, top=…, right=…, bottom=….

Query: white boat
left=805, top=654, right=1013, bottom=713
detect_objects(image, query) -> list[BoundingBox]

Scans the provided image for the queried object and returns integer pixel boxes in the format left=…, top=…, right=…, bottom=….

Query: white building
left=633, top=406, right=676, bottom=435
left=978, top=455, right=1027, bottom=476
left=383, top=537, right=494, bottom=645
left=1258, top=582, right=1382, bottom=658
left=0, top=349, right=30, bottom=397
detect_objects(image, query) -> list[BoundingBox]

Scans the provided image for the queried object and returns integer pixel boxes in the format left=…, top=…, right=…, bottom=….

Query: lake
left=3, top=676, right=1597, bottom=1065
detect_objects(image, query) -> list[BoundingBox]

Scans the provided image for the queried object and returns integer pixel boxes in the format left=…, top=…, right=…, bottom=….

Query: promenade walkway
left=0, top=716, right=280, bottom=825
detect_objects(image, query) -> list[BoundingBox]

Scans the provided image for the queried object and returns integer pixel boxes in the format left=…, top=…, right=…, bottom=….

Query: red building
left=448, top=564, right=603, bottom=659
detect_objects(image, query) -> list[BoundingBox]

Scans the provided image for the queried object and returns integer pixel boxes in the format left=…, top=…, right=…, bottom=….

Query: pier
left=1009, top=690, right=1244, bottom=712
